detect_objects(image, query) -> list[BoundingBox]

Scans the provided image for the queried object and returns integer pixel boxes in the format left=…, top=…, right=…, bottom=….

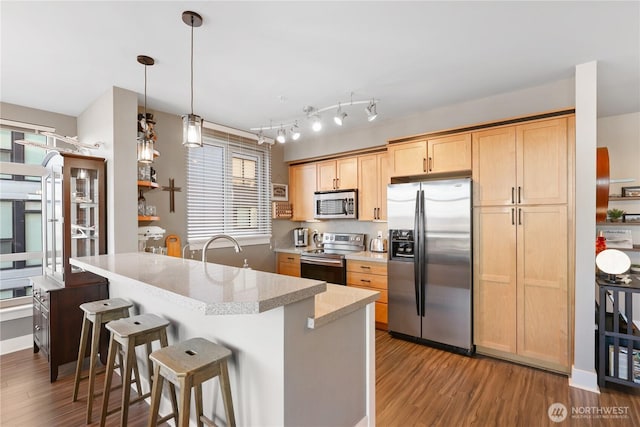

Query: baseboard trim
left=0, top=334, right=33, bottom=355
left=569, top=366, right=600, bottom=393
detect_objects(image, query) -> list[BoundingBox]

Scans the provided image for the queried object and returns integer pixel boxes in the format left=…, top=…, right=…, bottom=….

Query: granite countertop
left=273, top=247, right=388, bottom=263
left=307, top=284, right=379, bottom=329
left=70, top=252, right=327, bottom=315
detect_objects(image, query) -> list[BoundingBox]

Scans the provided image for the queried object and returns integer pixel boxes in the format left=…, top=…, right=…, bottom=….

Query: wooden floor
left=2, top=332, right=640, bottom=426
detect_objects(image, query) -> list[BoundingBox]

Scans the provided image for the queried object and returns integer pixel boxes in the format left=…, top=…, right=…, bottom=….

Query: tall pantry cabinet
left=472, top=116, right=574, bottom=373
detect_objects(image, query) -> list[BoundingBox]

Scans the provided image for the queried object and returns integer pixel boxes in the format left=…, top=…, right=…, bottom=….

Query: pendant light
left=182, top=11, right=203, bottom=148
left=137, top=55, right=155, bottom=163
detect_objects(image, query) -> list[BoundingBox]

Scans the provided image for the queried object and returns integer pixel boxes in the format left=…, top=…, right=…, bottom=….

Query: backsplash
left=271, top=219, right=388, bottom=250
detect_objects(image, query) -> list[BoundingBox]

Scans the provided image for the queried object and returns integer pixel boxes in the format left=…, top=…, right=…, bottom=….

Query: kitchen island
left=70, top=252, right=378, bottom=427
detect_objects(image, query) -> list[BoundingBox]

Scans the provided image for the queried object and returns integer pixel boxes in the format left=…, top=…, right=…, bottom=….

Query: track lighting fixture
left=250, top=96, right=379, bottom=142
left=365, top=100, right=378, bottom=122
left=182, top=11, right=204, bottom=148
left=257, top=130, right=265, bottom=145
left=137, top=55, right=155, bottom=163
left=334, top=104, right=347, bottom=126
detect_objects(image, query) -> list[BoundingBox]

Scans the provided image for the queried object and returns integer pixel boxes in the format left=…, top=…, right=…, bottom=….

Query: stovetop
left=301, top=232, right=365, bottom=259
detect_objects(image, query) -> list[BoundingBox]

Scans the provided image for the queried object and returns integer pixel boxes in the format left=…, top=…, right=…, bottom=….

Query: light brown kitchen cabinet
left=473, top=114, right=573, bottom=373
left=472, top=118, right=568, bottom=207
left=474, top=205, right=569, bottom=372
left=316, top=157, right=358, bottom=191
left=387, top=139, right=427, bottom=177
left=347, top=260, right=388, bottom=329
left=427, top=133, right=471, bottom=174
left=276, top=253, right=300, bottom=277
left=388, top=133, right=471, bottom=178
left=358, top=153, right=388, bottom=221
left=289, top=163, right=316, bottom=221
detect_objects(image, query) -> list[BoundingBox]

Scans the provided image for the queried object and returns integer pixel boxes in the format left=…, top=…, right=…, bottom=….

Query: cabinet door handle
left=336, top=178, right=340, bottom=188
left=511, top=187, right=515, bottom=204
left=428, top=157, right=433, bottom=172
left=423, top=158, right=427, bottom=172
left=360, top=279, right=371, bottom=283
left=287, top=257, right=294, bottom=261
left=518, top=208, right=522, bottom=225
left=511, top=208, right=515, bottom=225
left=360, top=265, right=371, bottom=270
left=35, top=325, right=41, bottom=331
left=518, top=186, right=522, bottom=204
left=376, top=207, right=380, bottom=219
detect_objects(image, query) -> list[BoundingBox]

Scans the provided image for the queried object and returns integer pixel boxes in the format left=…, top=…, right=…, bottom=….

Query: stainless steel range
left=300, top=232, right=365, bottom=285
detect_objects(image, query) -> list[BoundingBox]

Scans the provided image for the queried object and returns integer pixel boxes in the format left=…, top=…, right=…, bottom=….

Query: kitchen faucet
left=201, top=234, right=243, bottom=263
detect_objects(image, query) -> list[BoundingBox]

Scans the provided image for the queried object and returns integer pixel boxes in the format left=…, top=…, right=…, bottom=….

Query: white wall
left=0, top=102, right=77, bottom=136
left=77, top=86, right=138, bottom=254
left=571, top=61, right=598, bottom=392
left=285, top=78, right=575, bottom=162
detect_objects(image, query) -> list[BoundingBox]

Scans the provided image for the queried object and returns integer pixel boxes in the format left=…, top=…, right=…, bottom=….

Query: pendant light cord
left=144, top=63, right=147, bottom=120
left=190, top=15, right=194, bottom=115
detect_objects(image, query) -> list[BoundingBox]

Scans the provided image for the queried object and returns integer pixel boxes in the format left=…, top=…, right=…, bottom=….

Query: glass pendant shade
left=182, top=113, right=203, bottom=147
left=137, top=137, right=154, bottom=163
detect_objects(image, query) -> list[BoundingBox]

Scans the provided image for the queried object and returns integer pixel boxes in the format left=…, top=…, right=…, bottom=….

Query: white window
left=186, top=130, right=271, bottom=245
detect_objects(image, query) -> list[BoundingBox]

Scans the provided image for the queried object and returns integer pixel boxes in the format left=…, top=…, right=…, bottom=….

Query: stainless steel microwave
left=314, top=189, right=358, bottom=219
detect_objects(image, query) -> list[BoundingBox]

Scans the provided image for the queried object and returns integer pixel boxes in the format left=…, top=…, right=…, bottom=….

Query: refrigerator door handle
left=420, top=190, right=427, bottom=317
left=413, top=189, right=421, bottom=316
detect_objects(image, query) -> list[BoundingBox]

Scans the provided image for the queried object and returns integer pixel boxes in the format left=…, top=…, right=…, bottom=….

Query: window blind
left=186, top=130, right=271, bottom=244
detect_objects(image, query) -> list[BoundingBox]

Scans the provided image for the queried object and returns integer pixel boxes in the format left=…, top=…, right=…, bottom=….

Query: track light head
left=365, top=100, right=378, bottom=122
left=257, top=130, right=265, bottom=145
left=276, top=128, right=286, bottom=143
left=334, top=105, right=347, bottom=126
left=290, top=123, right=301, bottom=140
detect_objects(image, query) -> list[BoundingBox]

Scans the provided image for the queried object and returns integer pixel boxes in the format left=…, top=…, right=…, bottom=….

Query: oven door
left=300, top=256, right=346, bottom=285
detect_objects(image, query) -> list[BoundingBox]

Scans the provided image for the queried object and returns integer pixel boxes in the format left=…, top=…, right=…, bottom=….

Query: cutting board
left=165, top=234, right=181, bottom=258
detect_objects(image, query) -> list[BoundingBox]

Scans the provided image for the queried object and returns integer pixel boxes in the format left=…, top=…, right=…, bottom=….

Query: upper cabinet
left=42, top=152, right=107, bottom=286
left=388, top=133, right=471, bottom=178
left=358, top=153, right=388, bottom=221
left=316, top=157, right=358, bottom=191
left=472, top=118, right=568, bottom=207
left=427, top=133, right=471, bottom=174
left=289, top=163, right=317, bottom=221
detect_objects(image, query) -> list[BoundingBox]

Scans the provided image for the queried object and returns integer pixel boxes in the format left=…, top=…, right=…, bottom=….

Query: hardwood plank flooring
left=2, top=332, right=640, bottom=426
left=376, top=332, right=640, bottom=426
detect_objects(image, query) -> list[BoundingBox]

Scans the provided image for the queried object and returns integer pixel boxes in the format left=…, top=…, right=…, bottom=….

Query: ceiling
left=1, top=1, right=639, bottom=140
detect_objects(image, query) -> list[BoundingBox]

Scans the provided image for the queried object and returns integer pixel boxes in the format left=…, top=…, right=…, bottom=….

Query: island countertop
left=70, top=252, right=327, bottom=315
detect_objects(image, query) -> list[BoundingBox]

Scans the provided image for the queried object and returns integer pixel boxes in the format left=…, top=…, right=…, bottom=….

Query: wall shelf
left=609, top=196, right=640, bottom=201
left=137, top=180, right=159, bottom=188
left=597, top=222, right=640, bottom=226
left=138, top=215, right=160, bottom=221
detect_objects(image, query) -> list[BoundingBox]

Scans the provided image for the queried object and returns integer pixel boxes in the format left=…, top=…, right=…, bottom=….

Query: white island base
left=71, top=253, right=378, bottom=427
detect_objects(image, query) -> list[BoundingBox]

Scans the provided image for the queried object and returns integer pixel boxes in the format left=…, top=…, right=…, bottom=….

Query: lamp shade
left=182, top=114, right=203, bottom=147
left=137, top=137, right=154, bottom=163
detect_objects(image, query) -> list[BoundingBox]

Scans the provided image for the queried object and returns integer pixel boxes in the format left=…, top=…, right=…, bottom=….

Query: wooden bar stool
left=100, top=313, right=176, bottom=427
left=148, top=337, right=236, bottom=427
left=72, top=298, right=136, bottom=424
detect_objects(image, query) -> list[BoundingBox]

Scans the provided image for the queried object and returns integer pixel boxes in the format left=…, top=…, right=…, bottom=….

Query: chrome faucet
left=201, top=234, right=243, bottom=263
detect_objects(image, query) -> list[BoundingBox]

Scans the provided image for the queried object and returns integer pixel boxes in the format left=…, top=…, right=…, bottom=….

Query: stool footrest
left=200, top=414, right=217, bottom=426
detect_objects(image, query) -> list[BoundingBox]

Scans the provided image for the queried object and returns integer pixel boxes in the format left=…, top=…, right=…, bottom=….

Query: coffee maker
left=293, top=227, right=309, bottom=247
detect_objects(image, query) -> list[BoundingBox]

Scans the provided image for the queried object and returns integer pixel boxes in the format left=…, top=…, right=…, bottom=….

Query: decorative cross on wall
left=162, top=178, right=181, bottom=213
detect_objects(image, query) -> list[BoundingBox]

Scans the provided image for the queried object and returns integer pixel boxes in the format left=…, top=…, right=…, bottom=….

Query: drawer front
left=375, top=302, right=388, bottom=324
left=277, top=253, right=300, bottom=265
left=347, top=271, right=387, bottom=291
left=347, top=260, right=387, bottom=276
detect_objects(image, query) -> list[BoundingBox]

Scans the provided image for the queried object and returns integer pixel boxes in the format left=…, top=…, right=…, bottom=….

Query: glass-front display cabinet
left=42, top=152, right=106, bottom=286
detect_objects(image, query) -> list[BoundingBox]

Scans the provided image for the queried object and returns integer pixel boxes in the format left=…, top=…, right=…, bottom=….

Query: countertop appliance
left=293, top=227, right=309, bottom=247
left=314, top=189, right=358, bottom=219
left=369, top=231, right=387, bottom=253
left=387, top=178, right=473, bottom=354
left=300, top=232, right=365, bottom=285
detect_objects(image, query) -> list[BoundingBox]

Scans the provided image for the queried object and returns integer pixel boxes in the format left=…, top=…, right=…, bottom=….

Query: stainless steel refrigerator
left=387, top=178, right=473, bottom=354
